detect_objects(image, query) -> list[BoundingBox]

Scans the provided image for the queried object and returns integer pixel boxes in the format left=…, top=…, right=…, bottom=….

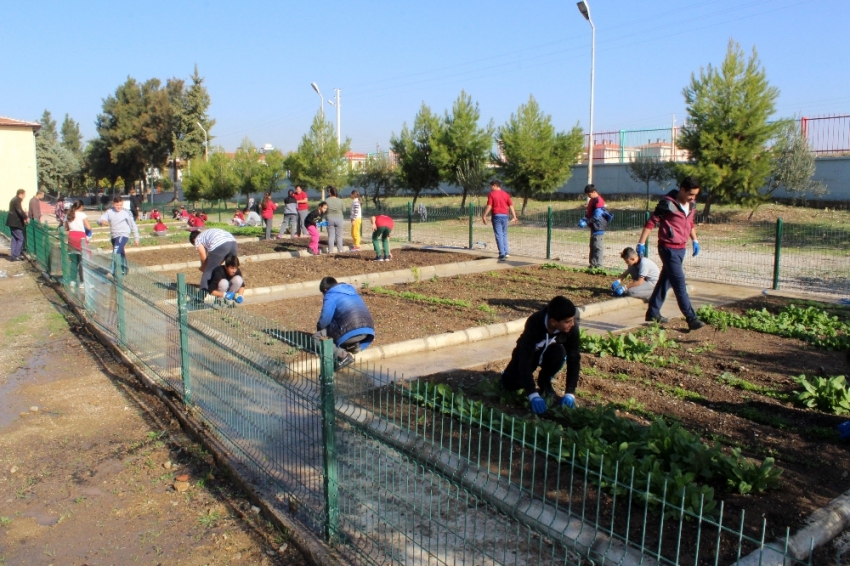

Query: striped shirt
left=194, top=228, right=236, bottom=251
left=350, top=198, right=361, bottom=220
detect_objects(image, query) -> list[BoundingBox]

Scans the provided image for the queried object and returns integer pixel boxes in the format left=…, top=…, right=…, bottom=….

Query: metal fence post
left=644, top=210, right=651, bottom=258
left=58, top=226, right=69, bottom=286
left=319, top=338, right=339, bottom=542
left=115, top=262, right=127, bottom=345
left=468, top=203, right=474, bottom=250
left=772, top=218, right=783, bottom=290
left=407, top=201, right=412, bottom=243
left=218, top=199, right=222, bottom=223
left=41, top=221, right=50, bottom=271
left=546, top=206, right=553, bottom=260
left=176, top=273, right=192, bottom=404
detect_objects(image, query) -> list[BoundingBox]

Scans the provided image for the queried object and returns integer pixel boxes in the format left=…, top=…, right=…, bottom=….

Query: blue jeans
left=647, top=246, right=696, bottom=321
left=492, top=214, right=509, bottom=258
left=10, top=228, right=24, bottom=259
left=111, top=236, right=129, bottom=275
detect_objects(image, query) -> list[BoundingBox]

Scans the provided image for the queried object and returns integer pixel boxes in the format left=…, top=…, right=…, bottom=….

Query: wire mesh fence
left=0, top=218, right=826, bottom=564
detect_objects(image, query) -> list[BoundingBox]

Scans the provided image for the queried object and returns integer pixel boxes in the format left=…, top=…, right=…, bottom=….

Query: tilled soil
left=244, top=266, right=613, bottom=342
left=130, top=237, right=356, bottom=266
left=160, top=249, right=486, bottom=289
left=415, top=308, right=850, bottom=562
left=0, top=258, right=307, bottom=565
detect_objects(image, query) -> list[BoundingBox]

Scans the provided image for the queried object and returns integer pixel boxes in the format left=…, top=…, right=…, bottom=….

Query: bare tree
left=627, top=156, right=675, bottom=210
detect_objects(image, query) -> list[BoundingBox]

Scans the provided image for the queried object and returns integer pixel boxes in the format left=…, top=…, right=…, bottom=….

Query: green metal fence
left=374, top=204, right=850, bottom=296
left=0, top=216, right=822, bottom=564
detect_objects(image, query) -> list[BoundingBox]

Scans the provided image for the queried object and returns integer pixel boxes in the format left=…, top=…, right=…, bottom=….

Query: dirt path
left=0, top=254, right=308, bottom=565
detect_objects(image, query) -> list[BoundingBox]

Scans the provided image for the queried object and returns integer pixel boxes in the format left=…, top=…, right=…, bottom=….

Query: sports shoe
left=373, top=257, right=384, bottom=262
left=498, top=256, right=507, bottom=262
left=645, top=314, right=669, bottom=324
left=383, top=256, right=390, bottom=262
left=350, top=246, right=360, bottom=252
left=687, top=318, right=705, bottom=331
left=335, top=353, right=355, bottom=370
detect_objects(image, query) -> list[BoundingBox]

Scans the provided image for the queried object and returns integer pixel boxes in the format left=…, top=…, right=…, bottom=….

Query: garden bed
left=409, top=297, right=850, bottom=562
left=128, top=237, right=341, bottom=266
left=242, top=265, right=614, bottom=343
left=159, top=249, right=485, bottom=289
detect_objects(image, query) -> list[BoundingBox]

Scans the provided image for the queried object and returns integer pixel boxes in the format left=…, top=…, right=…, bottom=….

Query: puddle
left=0, top=342, right=69, bottom=428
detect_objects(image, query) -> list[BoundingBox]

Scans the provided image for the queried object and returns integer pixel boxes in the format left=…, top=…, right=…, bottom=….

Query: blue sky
left=2, top=0, right=847, bottom=153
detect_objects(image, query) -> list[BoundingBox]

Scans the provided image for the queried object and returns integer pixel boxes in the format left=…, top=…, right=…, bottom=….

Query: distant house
left=345, top=151, right=369, bottom=170
left=0, top=116, right=41, bottom=207
left=592, top=140, right=637, bottom=163
left=636, top=139, right=689, bottom=162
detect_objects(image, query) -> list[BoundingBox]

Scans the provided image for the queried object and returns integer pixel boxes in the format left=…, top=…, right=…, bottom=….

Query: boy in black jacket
left=500, top=296, right=581, bottom=414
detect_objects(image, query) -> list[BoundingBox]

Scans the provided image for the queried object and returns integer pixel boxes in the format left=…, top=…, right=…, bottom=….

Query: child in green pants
left=371, top=215, right=394, bottom=262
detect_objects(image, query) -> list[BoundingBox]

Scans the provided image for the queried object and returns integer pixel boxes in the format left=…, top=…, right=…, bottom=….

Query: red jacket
left=645, top=190, right=695, bottom=250
left=261, top=201, right=277, bottom=220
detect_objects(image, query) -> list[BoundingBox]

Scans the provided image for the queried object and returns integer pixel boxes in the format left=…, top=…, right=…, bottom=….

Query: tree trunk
left=412, top=188, right=421, bottom=207
left=522, top=196, right=529, bottom=216
left=173, top=160, right=179, bottom=201
left=701, top=190, right=714, bottom=218
left=646, top=182, right=651, bottom=211
left=460, top=187, right=468, bottom=209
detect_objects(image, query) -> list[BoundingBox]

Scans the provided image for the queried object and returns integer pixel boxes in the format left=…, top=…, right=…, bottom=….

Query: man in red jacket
left=636, top=176, right=705, bottom=331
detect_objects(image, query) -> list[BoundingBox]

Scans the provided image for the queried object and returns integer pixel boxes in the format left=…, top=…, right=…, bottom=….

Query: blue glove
left=577, top=218, right=588, bottom=228
left=636, top=243, right=646, bottom=257
left=558, top=394, right=576, bottom=409
left=838, top=420, right=850, bottom=439
left=611, top=280, right=622, bottom=291
left=317, top=220, right=328, bottom=228
left=614, top=285, right=626, bottom=297
left=235, top=295, right=244, bottom=304
left=692, top=241, right=701, bottom=257
left=224, top=292, right=235, bottom=301
left=529, top=393, right=547, bottom=415
left=85, top=229, right=93, bottom=238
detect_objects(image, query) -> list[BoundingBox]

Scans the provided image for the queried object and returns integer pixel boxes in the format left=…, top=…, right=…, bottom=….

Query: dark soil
left=130, top=237, right=361, bottom=266
left=413, top=301, right=850, bottom=563
left=244, top=266, right=613, bottom=342
left=159, top=249, right=485, bottom=289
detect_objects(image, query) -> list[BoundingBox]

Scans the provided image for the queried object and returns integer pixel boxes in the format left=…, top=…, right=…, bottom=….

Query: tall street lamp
left=196, top=122, right=208, bottom=162
left=327, top=88, right=341, bottom=146
left=311, top=82, right=324, bottom=118
left=577, top=0, right=595, bottom=185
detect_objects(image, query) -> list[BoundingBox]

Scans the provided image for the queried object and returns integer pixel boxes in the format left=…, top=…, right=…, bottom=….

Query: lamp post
left=196, top=122, right=208, bottom=162
left=577, top=1, right=595, bottom=185
left=327, top=88, right=341, bottom=146
left=311, top=82, right=324, bottom=118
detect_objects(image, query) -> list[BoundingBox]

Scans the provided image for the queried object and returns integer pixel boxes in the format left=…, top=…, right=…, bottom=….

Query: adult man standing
left=481, top=180, right=518, bottom=262
left=99, top=197, right=140, bottom=275
left=28, top=190, right=44, bottom=225
left=128, top=188, right=142, bottom=221
left=500, top=296, right=582, bottom=414
left=189, top=228, right=239, bottom=292
left=636, top=176, right=705, bottom=330
left=315, top=277, right=375, bottom=369
left=6, top=189, right=28, bottom=261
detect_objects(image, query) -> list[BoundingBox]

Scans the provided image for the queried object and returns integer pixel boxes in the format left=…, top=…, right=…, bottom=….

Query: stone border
left=144, top=247, right=319, bottom=271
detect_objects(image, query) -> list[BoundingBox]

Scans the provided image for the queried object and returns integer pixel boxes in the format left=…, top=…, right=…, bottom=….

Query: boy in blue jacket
left=315, top=277, right=376, bottom=369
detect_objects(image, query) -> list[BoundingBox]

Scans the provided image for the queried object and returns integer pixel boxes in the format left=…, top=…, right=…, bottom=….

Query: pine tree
left=173, top=65, right=215, bottom=195
left=390, top=103, right=442, bottom=206
left=431, top=91, right=494, bottom=208
left=60, top=114, right=83, bottom=157
left=284, top=112, right=351, bottom=194
left=496, top=95, right=584, bottom=214
left=677, top=39, right=780, bottom=216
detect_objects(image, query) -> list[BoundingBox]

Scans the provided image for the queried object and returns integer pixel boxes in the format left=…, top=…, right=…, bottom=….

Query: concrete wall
left=0, top=126, right=38, bottom=208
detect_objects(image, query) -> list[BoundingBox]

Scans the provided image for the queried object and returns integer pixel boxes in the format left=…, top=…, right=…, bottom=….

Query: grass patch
left=371, top=285, right=473, bottom=308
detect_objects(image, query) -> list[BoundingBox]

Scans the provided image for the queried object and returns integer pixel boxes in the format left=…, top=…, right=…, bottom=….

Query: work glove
left=235, top=295, right=244, bottom=304
left=636, top=243, right=646, bottom=257
left=317, top=220, right=328, bottom=228
left=838, top=420, right=850, bottom=440
left=614, top=285, right=626, bottom=297
left=611, top=280, right=622, bottom=291
left=692, top=240, right=701, bottom=257
left=224, top=292, right=235, bottom=301
left=85, top=229, right=93, bottom=238
left=528, top=393, right=547, bottom=415
left=558, top=394, right=576, bottom=409
left=577, top=218, right=588, bottom=229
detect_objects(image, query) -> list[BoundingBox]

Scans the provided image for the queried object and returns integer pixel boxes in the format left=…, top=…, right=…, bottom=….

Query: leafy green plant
left=408, top=380, right=782, bottom=519
left=792, top=374, right=850, bottom=415
left=477, top=304, right=495, bottom=314
left=716, top=373, right=790, bottom=401
left=580, top=326, right=675, bottom=363
left=697, top=304, right=850, bottom=351
left=371, top=285, right=472, bottom=308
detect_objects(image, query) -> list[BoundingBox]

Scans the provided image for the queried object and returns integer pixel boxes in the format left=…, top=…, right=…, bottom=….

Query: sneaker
left=335, top=353, right=355, bottom=370
left=505, top=254, right=510, bottom=258
left=498, top=256, right=507, bottom=262
left=373, top=257, right=384, bottom=262
left=383, top=256, right=390, bottom=262
left=645, top=314, right=669, bottom=324
left=687, top=318, right=706, bottom=331
left=350, top=246, right=360, bottom=252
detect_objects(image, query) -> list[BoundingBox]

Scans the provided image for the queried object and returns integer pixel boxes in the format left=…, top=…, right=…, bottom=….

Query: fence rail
left=0, top=214, right=825, bottom=565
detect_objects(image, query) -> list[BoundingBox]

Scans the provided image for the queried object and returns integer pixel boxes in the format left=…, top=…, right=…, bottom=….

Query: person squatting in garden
left=578, top=184, right=613, bottom=268
left=153, top=219, right=168, bottom=236
left=315, top=276, right=375, bottom=370
left=6, top=188, right=28, bottom=261
left=636, top=176, right=705, bottom=331
left=99, top=197, right=140, bottom=275
left=612, top=247, right=661, bottom=300
left=304, top=202, right=328, bottom=256
left=278, top=189, right=299, bottom=238
left=324, top=186, right=346, bottom=254
left=207, top=254, right=246, bottom=304
left=481, top=179, right=518, bottom=262
left=349, top=190, right=362, bottom=251
left=189, top=228, right=239, bottom=292
left=371, top=214, right=394, bottom=262
left=500, top=296, right=582, bottom=415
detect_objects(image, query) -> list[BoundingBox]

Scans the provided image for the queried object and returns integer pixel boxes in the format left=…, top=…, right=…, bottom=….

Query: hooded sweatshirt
left=317, top=283, right=375, bottom=349
left=645, top=189, right=695, bottom=250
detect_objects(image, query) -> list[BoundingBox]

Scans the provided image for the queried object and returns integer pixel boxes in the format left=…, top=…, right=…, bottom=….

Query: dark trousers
left=589, top=233, right=604, bottom=267
left=10, top=228, right=24, bottom=259
left=501, top=343, right=566, bottom=394
left=647, top=246, right=696, bottom=321
left=200, top=241, right=239, bottom=290
left=111, top=236, right=129, bottom=275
